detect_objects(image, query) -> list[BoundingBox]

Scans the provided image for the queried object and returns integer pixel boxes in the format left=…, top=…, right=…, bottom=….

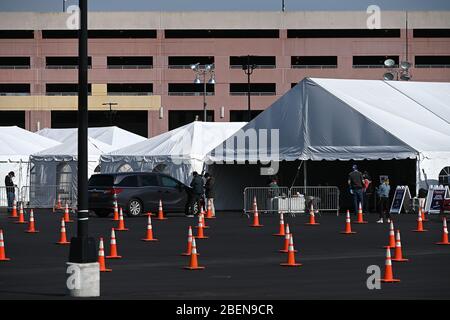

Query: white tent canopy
left=100, top=121, right=247, bottom=184
left=208, top=78, right=450, bottom=191
left=36, top=126, right=146, bottom=149
left=0, top=126, right=61, bottom=205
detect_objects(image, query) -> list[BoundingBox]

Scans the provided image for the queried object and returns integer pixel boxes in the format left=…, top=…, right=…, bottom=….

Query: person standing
left=188, top=171, right=204, bottom=217
left=4, top=171, right=16, bottom=212
left=204, top=173, right=216, bottom=217
left=362, top=171, right=372, bottom=213
left=348, top=165, right=364, bottom=216
left=377, top=178, right=391, bottom=223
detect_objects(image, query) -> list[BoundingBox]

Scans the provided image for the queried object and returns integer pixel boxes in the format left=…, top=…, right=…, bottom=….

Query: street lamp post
left=67, top=0, right=99, bottom=298
left=102, top=102, right=118, bottom=126
left=241, top=55, right=257, bottom=122
left=191, top=63, right=215, bottom=122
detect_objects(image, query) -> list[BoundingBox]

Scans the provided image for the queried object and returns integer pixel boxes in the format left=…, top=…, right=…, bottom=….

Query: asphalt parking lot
left=1, top=208, right=450, bottom=300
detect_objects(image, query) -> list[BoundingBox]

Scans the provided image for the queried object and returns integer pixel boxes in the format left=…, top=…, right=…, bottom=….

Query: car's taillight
left=105, top=188, right=123, bottom=195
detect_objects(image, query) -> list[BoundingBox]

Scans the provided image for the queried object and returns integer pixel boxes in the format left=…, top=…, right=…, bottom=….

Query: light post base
left=66, top=262, right=100, bottom=297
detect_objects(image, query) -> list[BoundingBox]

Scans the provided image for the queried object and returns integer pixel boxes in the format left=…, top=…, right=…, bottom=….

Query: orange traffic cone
left=116, top=208, right=129, bottom=231
left=111, top=201, right=119, bottom=221
left=56, top=194, right=62, bottom=210
left=305, top=204, right=320, bottom=225
left=15, top=202, right=27, bottom=224
left=392, top=230, right=408, bottom=262
left=384, top=221, right=396, bottom=248
left=205, top=200, right=215, bottom=219
left=420, top=206, right=429, bottom=222
left=98, top=238, right=112, bottom=272
left=341, top=210, right=356, bottom=234
left=63, top=203, right=73, bottom=223
left=141, top=213, right=158, bottom=241
left=106, top=228, right=122, bottom=259
left=413, top=211, right=427, bottom=232
left=195, top=213, right=208, bottom=239
left=279, top=224, right=297, bottom=253
left=156, top=199, right=168, bottom=220
left=280, top=234, right=302, bottom=267
left=380, top=248, right=400, bottom=283
left=250, top=197, right=263, bottom=227
left=56, top=218, right=70, bottom=245
left=9, top=200, right=18, bottom=218
left=181, top=226, right=195, bottom=256
left=436, top=217, right=450, bottom=245
left=273, top=212, right=286, bottom=236
left=25, top=209, right=39, bottom=233
left=184, top=238, right=205, bottom=270
left=355, top=202, right=368, bottom=224
left=0, top=230, right=11, bottom=261
left=197, top=208, right=209, bottom=229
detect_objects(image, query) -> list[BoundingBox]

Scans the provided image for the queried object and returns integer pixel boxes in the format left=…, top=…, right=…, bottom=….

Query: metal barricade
left=243, top=187, right=290, bottom=216
left=20, top=184, right=76, bottom=209
left=0, top=186, right=20, bottom=208
left=290, top=186, right=340, bottom=214
left=243, top=186, right=340, bottom=216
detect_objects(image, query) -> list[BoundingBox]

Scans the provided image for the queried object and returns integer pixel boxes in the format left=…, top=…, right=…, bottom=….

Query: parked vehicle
left=88, top=172, right=194, bottom=217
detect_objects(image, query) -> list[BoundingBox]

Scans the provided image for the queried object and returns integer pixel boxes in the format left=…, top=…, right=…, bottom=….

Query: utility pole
left=242, top=55, right=256, bottom=122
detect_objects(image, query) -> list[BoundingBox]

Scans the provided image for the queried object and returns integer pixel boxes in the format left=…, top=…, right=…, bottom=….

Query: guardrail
left=20, top=185, right=76, bottom=209
left=243, top=186, right=340, bottom=216
left=0, top=186, right=20, bottom=208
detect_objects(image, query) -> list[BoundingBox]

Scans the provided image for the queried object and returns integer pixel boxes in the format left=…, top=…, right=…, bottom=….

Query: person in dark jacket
left=348, top=164, right=364, bottom=216
left=188, top=171, right=204, bottom=217
left=204, top=173, right=216, bottom=217
left=4, top=171, right=16, bottom=211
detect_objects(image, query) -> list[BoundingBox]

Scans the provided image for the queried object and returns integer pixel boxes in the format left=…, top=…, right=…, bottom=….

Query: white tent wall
left=418, top=152, right=450, bottom=190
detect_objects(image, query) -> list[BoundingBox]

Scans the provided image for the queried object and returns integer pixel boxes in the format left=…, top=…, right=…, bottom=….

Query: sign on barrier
left=425, top=185, right=449, bottom=214
left=389, top=186, right=411, bottom=214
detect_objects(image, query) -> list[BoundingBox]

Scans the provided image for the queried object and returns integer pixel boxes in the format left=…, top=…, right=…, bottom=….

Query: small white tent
left=100, top=121, right=246, bottom=184
left=0, top=126, right=60, bottom=206
left=29, top=135, right=114, bottom=207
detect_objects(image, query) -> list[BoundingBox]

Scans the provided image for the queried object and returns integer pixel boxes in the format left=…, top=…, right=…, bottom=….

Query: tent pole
left=303, top=160, right=307, bottom=187
left=416, top=155, right=420, bottom=197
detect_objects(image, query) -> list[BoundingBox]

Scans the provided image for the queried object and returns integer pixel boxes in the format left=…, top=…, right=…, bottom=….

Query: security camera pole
left=67, top=0, right=100, bottom=297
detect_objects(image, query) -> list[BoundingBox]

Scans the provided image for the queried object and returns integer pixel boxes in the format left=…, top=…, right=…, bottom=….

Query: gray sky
left=1, top=0, right=450, bottom=12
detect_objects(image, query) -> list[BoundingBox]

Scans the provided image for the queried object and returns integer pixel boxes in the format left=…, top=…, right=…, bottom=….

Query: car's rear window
left=89, top=175, right=114, bottom=187
left=116, top=175, right=139, bottom=187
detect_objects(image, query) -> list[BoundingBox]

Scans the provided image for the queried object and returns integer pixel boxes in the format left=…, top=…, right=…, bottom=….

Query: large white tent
left=207, top=78, right=450, bottom=210
left=36, top=126, right=146, bottom=149
left=100, top=121, right=246, bottom=184
left=0, top=126, right=61, bottom=206
left=29, top=135, right=115, bottom=207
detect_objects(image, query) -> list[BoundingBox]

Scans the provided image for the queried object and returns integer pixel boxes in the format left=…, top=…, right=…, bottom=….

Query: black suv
left=88, top=172, right=193, bottom=217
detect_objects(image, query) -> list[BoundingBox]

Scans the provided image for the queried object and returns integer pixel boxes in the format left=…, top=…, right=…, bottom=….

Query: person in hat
left=348, top=164, right=364, bottom=216
left=204, top=172, right=216, bottom=217
left=4, top=171, right=17, bottom=211
left=187, top=171, right=204, bottom=217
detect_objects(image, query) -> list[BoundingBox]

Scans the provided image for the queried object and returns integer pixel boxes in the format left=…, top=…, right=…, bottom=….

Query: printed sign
left=389, top=186, right=411, bottom=214
left=425, top=186, right=450, bottom=214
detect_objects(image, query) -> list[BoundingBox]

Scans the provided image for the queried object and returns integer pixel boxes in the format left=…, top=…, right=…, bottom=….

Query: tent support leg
left=416, top=157, right=420, bottom=197
left=304, top=160, right=307, bottom=187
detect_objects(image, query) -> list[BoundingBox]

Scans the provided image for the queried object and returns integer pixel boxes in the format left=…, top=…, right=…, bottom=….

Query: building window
left=46, top=83, right=92, bottom=96
left=413, top=29, right=450, bottom=38
left=107, top=56, right=153, bottom=69
left=168, top=83, right=214, bottom=96
left=287, top=29, right=400, bottom=38
left=168, top=56, right=214, bottom=69
left=439, top=167, right=450, bottom=186
left=46, top=57, right=92, bottom=69
left=42, top=30, right=156, bottom=39
left=230, top=110, right=263, bottom=122
left=415, top=56, right=450, bottom=68
left=291, top=56, right=337, bottom=69
left=0, top=30, right=34, bottom=39
left=352, top=56, right=399, bottom=68
left=0, top=57, right=30, bottom=69
left=168, top=110, right=214, bottom=130
left=165, top=29, right=279, bottom=39
left=107, top=83, right=153, bottom=96
left=229, top=56, right=276, bottom=69
left=0, top=111, right=25, bottom=128
left=229, top=83, right=276, bottom=96
left=0, top=84, right=30, bottom=96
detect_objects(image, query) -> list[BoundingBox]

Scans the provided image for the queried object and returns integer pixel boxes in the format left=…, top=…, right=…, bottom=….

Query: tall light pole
left=241, top=55, right=257, bottom=122
left=191, top=63, right=215, bottom=122
left=102, top=102, right=118, bottom=126
left=67, top=0, right=99, bottom=298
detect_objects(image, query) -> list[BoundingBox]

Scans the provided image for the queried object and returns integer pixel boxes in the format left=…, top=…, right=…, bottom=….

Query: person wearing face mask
left=4, top=171, right=17, bottom=212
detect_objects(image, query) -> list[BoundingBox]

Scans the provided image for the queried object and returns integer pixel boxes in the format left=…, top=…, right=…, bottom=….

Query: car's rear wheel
left=127, top=198, right=143, bottom=217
